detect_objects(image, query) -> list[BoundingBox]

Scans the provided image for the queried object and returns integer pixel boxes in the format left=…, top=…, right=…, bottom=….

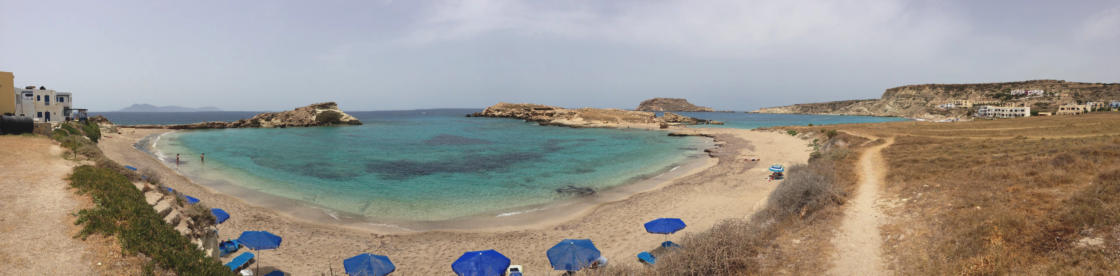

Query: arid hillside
left=754, top=80, right=1120, bottom=120
left=810, top=113, right=1120, bottom=274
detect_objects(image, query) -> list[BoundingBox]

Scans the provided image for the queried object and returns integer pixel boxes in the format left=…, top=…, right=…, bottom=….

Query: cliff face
left=468, top=102, right=720, bottom=128
left=636, top=98, right=714, bottom=112
left=753, top=80, right=1120, bottom=119
left=131, top=102, right=361, bottom=129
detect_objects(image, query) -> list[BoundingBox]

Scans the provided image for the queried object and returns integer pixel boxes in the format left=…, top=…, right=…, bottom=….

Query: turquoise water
left=153, top=109, right=906, bottom=223
left=155, top=109, right=708, bottom=221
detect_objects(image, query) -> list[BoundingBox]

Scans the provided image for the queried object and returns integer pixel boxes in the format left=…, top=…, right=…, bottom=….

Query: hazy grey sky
left=2, top=0, right=1117, bottom=111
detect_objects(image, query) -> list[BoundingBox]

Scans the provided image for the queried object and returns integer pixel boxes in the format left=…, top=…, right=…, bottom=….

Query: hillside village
left=753, top=80, right=1120, bottom=121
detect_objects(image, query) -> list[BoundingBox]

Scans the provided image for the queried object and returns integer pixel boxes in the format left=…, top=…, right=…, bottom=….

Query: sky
left=1, top=0, right=1118, bottom=111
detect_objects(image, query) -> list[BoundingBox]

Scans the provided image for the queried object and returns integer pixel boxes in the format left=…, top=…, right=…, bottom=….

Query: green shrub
left=826, top=129, right=839, bottom=139
left=69, top=166, right=230, bottom=275
left=81, top=121, right=101, bottom=143
left=316, top=110, right=343, bottom=124
left=787, top=129, right=798, bottom=136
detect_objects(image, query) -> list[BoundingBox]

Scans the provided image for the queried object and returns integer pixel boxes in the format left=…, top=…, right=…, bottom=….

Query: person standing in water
left=201, top=153, right=205, bottom=164
left=176, top=153, right=180, bottom=166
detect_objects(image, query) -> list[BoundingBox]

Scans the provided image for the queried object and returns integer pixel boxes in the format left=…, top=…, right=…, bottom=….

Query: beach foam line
left=496, top=207, right=546, bottom=217
left=670, top=165, right=681, bottom=172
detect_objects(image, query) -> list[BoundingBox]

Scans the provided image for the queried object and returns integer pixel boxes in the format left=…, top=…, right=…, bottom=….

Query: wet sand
left=99, top=126, right=811, bottom=274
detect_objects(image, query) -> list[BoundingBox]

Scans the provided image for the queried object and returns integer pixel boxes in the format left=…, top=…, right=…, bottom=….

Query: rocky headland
left=752, top=80, right=1120, bottom=120
left=636, top=98, right=715, bottom=112
left=468, top=102, right=722, bottom=128
left=125, top=102, right=361, bottom=129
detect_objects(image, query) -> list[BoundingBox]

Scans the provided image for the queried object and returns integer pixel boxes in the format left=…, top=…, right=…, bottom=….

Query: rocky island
left=636, top=98, right=715, bottom=112
left=126, top=102, right=362, bottom=129
left=752, top=80, right=1120, bottom=120
left=468, top=102, right=721, bottom=128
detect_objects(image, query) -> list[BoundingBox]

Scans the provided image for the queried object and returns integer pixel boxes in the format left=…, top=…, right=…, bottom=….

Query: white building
left=1010, top=89, right=1046, bottom=97
left=976, top=105, right=1030, bottom=119
left=14, top=86, right=71, bottom=122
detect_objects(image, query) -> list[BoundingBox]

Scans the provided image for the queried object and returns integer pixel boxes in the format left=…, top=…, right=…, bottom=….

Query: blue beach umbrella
left=238, top=231, right=283, bottom=275
left=184, top=195, right=200, bottom=205
left=238, top=231, right=282, bottom=250
left=769, top=164, right=785, bottom=173
left=210, top=208, right=230, bottom=224
left=644, top=218, right=687, bottom=234
left=344, top=253, right=396, bottom=276
left=452, top=249, right=511, bottom=276
left=546, top=239, right=601, bottom=271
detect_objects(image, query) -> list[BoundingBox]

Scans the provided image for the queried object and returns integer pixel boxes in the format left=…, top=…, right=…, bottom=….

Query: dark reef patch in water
left=365, top=152, right=544, bottom=180
left=423, top=134, right=493, bottom=146
left=250, top=156, right=365, bottom=180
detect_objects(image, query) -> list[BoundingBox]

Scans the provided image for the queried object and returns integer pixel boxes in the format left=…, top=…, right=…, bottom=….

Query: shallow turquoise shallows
left=154, top=109, right=708, bottom=221
left=152, top=109, right=907, bottom=222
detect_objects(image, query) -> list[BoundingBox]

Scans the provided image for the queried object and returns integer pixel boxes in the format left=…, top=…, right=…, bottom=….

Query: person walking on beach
left=176, top=153, right=180, bottom=166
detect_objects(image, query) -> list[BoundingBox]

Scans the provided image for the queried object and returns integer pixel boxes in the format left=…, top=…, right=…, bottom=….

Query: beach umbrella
left=546, top=239, right=601, bottom=271
left=645, top=218, right=687, bottom=247
left=344, top=253, right=395, bottom=276
left=238, top=231, right=283, bottom=275
left=644, top=218, right=686, bottom=234
left=184, top=195, right=200, bottom=205
left=451, top=249, right=511, bottom=276
left=769, top=164, right=785, bottom=173
left=210, top=208, right=230, bottom=224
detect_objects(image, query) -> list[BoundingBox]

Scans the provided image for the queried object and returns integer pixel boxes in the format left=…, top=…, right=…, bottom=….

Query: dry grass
left=817, top=113, right=1120, bottom=274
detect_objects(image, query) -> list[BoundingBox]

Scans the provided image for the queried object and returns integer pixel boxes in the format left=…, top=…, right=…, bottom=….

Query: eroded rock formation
left=468, top=102, right=721, bottom=128
left=128, top=102, right=361, bottom=129
left=637, top=98, right=714, bottom=112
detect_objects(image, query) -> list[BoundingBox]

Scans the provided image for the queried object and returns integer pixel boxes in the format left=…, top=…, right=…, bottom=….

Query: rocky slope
left=468, top=102, right=721, bottom=128
left=753, top=80, right=1120, bottom=120
left=636, top=98, right=714, bottom=112
left=128, top=102, right=361, bottom=129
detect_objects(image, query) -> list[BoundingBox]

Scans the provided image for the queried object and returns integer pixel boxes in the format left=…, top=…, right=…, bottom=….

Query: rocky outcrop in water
left=128, top=102, right=361, bottom=129
left=637, top=98, right=714, bottom=112
left=468, top=102, right=721, bottom=128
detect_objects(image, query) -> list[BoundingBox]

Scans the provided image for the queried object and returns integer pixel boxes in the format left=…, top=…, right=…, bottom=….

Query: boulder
left=154, top=200, right=174, bottom=216
left=144, top=191, right=164, bottom=205
left=163, top=209, right=181, bottom=226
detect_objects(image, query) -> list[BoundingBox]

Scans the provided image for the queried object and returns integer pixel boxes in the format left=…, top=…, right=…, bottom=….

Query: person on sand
left=590, top=255, right=608, bottom=269
left=176, top=153, right=180, bottom=166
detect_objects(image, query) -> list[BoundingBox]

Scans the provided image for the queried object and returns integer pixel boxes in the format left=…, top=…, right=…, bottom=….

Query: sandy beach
left=99, top=126, right=810, bottom=274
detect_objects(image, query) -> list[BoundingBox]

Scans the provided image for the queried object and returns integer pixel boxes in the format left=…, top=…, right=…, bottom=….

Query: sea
left=92, top=110, right=906, bottom=225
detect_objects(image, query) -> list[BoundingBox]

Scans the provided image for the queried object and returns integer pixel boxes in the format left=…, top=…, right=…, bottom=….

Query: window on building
left=58, top=96, right=65, bottom=103
left=37, top=112, right=42, bottom=118
left=37, top=95, right=41, bottom=101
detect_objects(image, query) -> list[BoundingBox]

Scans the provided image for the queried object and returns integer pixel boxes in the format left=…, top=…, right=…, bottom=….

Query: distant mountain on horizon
left=117, top=104, right=223, bottom=112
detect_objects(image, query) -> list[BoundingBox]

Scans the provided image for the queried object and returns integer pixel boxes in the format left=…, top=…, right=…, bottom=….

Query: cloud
left=398, top=0, right=967, bottom=59
left=1078, top=5, right=1120, bottom=42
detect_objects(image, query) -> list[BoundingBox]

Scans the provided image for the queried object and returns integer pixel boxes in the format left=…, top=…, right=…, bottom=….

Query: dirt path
left=0, top=136, right=94, bottom=274
left=828, top=136, right=893, bottom=276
